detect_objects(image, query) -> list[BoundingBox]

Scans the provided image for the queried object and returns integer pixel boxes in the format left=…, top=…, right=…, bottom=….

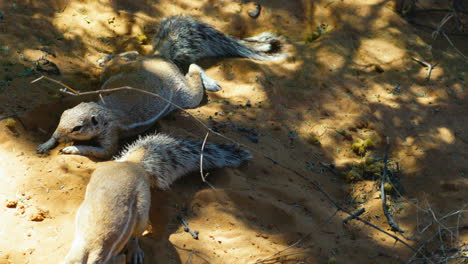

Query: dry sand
left=0, top=0, right=466, bottom=263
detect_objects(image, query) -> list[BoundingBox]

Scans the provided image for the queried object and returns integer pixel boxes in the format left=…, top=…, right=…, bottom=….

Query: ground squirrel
left=62, top=161, right=150, bottom=264
left=37, top=51, right=221, bottom=159
left=153, top=15, right=287, bottom=68
left=38, top=15, right=285, bottom=159
left=62, top=134, right=251, bottom=263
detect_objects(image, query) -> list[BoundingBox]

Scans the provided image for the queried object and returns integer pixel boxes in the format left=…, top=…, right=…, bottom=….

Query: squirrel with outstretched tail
left=62, top=133, right=252, bottom=264
left=36, top=15, right=285, bottom=159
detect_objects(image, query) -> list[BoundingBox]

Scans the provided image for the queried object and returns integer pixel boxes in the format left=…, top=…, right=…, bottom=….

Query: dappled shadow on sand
left=0, top=0, right=467, bottom=263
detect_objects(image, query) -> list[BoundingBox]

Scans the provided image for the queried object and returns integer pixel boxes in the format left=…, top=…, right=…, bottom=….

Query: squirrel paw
left=36, top=137, right=57, bottom=154
left=36, top=144, right=50, bottom=154
left=60, top=146, right=81, bottom=155
left=201, top=75, right=222, bottom=92
left=127, top=245, right=144, bottom=264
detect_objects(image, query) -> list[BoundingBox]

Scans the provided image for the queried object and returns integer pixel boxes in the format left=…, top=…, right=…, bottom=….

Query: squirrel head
left=53, top=102, right=111, bottom=142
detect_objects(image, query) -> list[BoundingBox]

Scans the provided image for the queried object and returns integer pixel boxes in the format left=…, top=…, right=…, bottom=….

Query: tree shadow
left=1, top=0, right=467, bottom=263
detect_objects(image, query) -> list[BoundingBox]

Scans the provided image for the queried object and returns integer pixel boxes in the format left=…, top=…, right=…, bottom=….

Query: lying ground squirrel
left=153, top=15, right=287, bottom=68
left=37, top=51, right=221, bottom=159
left=62, top=134, right=251, bottom=264
left=38, top=15, right=285, bottom=159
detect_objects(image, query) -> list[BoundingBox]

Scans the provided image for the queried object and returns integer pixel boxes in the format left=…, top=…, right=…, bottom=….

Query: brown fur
left=37, top=52, right=220, bottom=159
left=62, top=161, right=150, bottom=264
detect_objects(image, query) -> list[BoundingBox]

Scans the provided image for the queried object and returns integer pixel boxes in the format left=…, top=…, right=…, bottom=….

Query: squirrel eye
left=72, top=125, right=83, bottom=132
left=91, top=116, right=98, bottom=126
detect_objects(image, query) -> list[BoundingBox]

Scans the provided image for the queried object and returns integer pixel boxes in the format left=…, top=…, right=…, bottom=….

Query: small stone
left=28, top=207, right=48, bottom=222
left=6, top=200, right=17, bottom=208
left=17, top=205, right=26, bottom=215
left=248, top=3, right=261, bottom=19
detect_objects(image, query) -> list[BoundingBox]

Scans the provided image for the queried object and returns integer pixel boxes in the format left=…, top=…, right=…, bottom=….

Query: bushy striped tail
left=153, top=15, right=286, bottom=66
left=237, top=32, right=287, bottom=61
left=115, top=134, right=252, bottom=190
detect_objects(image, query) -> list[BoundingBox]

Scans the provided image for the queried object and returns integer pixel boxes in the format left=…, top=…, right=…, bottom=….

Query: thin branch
left=250, top=234, right=310, bottom=264
left=173, top=245, right=211, bottom=264
left=420, top=208, right=467, bottom=234
left=31, top=75, right=79, bottom=94
left=441, top=31, right=467, bottom=59
left=431, top=13, right=454, bottom=40
left=381, top=137, right=405, bottom=233
left=343, top=208, right=366, bottom=224
left=200, top=132, right=209, bottom=183
left=411, top=57, right=438, bottom=81
left=427, top=12, right=468, bottom=59
left=199, top=132, right=215, bottom=189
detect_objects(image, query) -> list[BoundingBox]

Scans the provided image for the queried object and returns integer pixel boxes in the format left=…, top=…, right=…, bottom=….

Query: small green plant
left=351, top=138, right=374, bottom=155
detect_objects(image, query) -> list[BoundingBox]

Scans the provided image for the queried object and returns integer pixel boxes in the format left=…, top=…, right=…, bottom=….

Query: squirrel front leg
left=60, top=131, right=119, bottom=159
left=37, top=137, right=58, bottom=154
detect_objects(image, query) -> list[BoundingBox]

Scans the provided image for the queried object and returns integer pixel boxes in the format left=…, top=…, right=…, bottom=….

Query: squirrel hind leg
left=109, top=254, right=126, bottom=264
left=187, top=64, right=221, bottom=92
left=126, top=237, right=144, bottom=264
left=200, top=70, right=221, bottom=92
left=125, top=184, right=150, bottom=264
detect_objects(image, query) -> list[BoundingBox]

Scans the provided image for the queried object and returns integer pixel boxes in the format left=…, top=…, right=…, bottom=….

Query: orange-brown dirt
left=0, top=0, right=466, bottom=263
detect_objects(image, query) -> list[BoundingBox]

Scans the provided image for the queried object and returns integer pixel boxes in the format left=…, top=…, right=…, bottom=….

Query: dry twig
left=430, top=12, right=468, bottom=59
left=441, top=31, right=468, bottom=59
left=411, top=57, right=438, bottom=81
left=199, top=132, right=216, bottom=189
left=250, top=234, right=310, bottom=264
left=31, top=75, right=79, bottom=94
left=381, top=137, right=404, bottom=233
left=173, top=245, right=211, bottom=264
left=343, top=208, right=366, bottom=224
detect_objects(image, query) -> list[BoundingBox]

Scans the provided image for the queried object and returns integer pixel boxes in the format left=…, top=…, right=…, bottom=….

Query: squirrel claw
left=60, top=146, right=80, bottom=155
left=36, top=146, right=49, bottom=154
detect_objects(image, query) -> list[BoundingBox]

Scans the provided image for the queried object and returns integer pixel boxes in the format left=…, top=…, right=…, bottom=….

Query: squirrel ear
left=91, top=116, right=98, bottom=126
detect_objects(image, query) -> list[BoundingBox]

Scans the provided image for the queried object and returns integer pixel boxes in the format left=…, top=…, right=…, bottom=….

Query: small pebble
left=6, top=200, right=17, bottom=208
left=248, top=3, right=261, bottom=19
left=28, top=207, right=48, bottom=222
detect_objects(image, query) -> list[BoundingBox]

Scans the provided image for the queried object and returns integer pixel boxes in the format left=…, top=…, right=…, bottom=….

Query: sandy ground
left=0, top=0, right=467, bottom=263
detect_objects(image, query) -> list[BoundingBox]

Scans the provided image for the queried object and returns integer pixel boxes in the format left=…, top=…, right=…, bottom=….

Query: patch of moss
left=304, top=24, right=330, bottom=43
left=351, top=138, right=374, bottom=155
left=344, top=169, right=362, bottom=182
